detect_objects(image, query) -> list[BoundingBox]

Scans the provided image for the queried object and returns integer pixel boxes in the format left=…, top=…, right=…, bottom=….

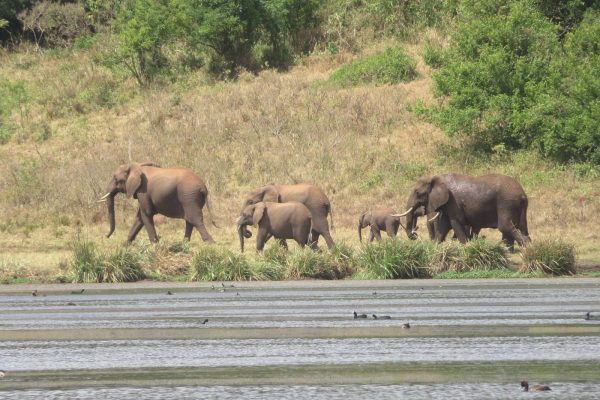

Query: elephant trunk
left=106, top=193, right=116, bottom=238
left=358, top=220, right=363, bottom=243
left=404, top=208, right=418, bottom=240
left=238, top=224, right=245, bottom=253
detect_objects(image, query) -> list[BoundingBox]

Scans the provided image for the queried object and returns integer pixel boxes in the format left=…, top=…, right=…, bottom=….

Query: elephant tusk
left=97, top=199, right=107, bottom=203
left=428, top=212, right=440, bottom=223
left=98, top=192, right=111, bottom=202
left=393, top=207, right=413, bottom=217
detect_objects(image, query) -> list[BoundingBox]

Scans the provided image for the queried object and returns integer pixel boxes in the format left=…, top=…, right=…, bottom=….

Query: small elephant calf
left=358, top=208, right=405, bottom=242
left=236, top=201, right=312, bottom=252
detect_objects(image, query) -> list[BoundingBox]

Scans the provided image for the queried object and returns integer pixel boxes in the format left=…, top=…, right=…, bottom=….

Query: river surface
left=1, top=279, right=600, bottom=399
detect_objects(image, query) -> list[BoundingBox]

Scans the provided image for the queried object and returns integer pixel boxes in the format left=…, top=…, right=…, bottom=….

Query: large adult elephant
left=399, top=173, right=530, bottom=248
left=241, top=183, right=334, bottom=249
left=98, top=162, right=215, bottom=244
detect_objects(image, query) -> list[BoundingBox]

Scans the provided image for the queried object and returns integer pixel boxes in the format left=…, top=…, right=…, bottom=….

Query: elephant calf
left=358, top=208, right=404, bottom=243
left=236, top=201, right=312, bottom=252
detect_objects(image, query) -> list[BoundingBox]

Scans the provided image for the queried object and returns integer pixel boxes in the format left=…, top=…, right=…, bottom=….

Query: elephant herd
left=98, top=163, right=531, bottom=252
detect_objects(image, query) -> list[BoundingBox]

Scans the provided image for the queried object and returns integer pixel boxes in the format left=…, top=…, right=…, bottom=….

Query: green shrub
left=18, top=1, right=90, bottom=47
left=459, top=238, right=509, bottom=270
left=69, top=238, right=102, bottom=283
left=285, top=247, right=332, bottom=279
left=189, top=246, right=254, bottom=281
left=329, top=47, right=417, bottom=87
left=251, top=260, right=286, bottom=281
left=520, top=238, right=576, bottom=275
left=422, top=39, right=444, bottom=68
left=358, top=239, right=433, bottom=279
left=100, top=247, right=146, bottom=283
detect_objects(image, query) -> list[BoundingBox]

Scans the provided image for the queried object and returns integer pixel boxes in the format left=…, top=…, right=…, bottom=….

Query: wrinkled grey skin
left=102, top=162, right=215, bottom=244
left=358, top=208, right=421, bottom=242
left=242, top=184, right=334, bottom=249
left=236, top=201, right=312, bottom=252
left=403, top=173, right=530, bottom=248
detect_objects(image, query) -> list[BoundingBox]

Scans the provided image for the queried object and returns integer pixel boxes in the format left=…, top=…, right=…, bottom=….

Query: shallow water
left=2, top=383, right=600, bottom=400
left=1, top=280, right=600, bottom=398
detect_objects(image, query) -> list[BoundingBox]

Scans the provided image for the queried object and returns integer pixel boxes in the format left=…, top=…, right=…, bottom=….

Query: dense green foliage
left=329, top=47, right=417, bottom=87
left=429, top=0, right=600, bottom=163
left=114, top=0, right=321, bottom=82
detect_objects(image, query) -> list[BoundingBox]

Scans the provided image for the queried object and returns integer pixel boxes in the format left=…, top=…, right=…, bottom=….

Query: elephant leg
left=368, top=230, right=375, bottom=243
left=309, top=212, right=334, bottom=249
left=127, top=209, right=144, bottom=244
left=277, top=238, right=288, bottom=250
left=449, top=220, right=469, bottom=244
left=309, top=230, right=320, bottom=250
left=188, top=211, right=215, bottom=243
left=184, top=221, right=194, bottom=241
left=140, top=211, right=159, bottom=243
left=385, top=221, right=398, bottom=239
left=501, top=232, right=515, bottom=252
left=371, top=227, right=382, bottom=242
left=256, top=229, right=269, bottom=252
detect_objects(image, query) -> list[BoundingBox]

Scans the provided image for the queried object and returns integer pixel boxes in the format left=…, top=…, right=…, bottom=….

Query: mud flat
left=1, top=279, right=600, bottom=399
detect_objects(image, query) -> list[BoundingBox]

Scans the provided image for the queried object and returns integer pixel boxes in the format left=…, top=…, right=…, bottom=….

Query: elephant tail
left=205, top=192, right=219, bottom=228
left=328, top=203, right=334, bottom=231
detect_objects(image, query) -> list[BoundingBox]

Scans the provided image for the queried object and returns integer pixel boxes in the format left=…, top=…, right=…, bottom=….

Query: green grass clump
left=251, top=260, right=286, bottom=281
left=329, top=47, right=417, bottom=87
left=285, top=247, right=332, bottom=279
left=429, top=239, right=509, bottom=274
left=69, top=239, right=147, bottom=283
left=459, top=238, right=509, bottom=270
left=358, top=239, right=433, bottom=279
left=69, top=238, right=103, bottom=283
left=100, top=247, right=146, bottom=283
left=422, top=39, right=444, bottom=68
left=520, top=238, right=576, bottom=275
left=189, top=246, right=254, bottom=281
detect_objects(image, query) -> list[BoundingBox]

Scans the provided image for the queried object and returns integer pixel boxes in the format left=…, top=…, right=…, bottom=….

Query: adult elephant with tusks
left=398, top=173, right=530, bottom=249
left=98, top=162, right=216, bottom=244
left=241, top=183, right=334, bottom=249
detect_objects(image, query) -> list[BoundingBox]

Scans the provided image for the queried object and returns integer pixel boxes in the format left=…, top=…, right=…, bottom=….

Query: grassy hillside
left=0, top=33, right=599, bottom=279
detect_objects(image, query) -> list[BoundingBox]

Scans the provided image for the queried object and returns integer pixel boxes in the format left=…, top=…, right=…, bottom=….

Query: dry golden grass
left=1, top=38, right=600, bottom=276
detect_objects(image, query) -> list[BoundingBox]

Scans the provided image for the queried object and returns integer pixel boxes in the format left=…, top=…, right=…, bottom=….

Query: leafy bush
left=358, top=239, right=433, bottom=279
left=428, top=0, right=600, bottom=164
left=329, top=47, right=417, bottom=87
left=115, top=0, right=322, bottom=83
left=520, top=238, right=576, bottom=275
left=422, top=39, right=444, bottom=68
left=189, top=246, right=254, bottom=281
left=18, top=1, right=90, bottom=47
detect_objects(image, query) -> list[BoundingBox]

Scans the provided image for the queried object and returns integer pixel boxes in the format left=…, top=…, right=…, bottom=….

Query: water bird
left=31, top=289, right=38, bottom=297
left=372, top=291, right=377, bottom=296
left=67, top=302, right=77, bottom=306
left=521, top=381, right=551, bottom=392
left=402, top=323, right=411, bottom=329
left=353, top=311, right=367, bottom=319
left=0, top=370, right=5, bottom=378
left=201, top=319, right=209, bottom=324
left=372, top=314, right=391, bottom=320
left=71, top=289, right=85, bottom=294
left=584, top=312, right=599, bottom=320
left=166, top=291, right=174, bottom=295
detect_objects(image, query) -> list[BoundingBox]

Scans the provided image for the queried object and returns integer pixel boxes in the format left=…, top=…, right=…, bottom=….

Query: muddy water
left=1, top=279, right=600, bottom=399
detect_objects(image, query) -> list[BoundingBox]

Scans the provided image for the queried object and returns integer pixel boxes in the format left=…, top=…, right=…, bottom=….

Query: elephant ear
left=252, top=203, right=266, bottom=227
left=126, top=163, right=143, bottom=199
left=428, top=176, right=449, bottom=212
left=262, top=185, right=281, bottom=203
